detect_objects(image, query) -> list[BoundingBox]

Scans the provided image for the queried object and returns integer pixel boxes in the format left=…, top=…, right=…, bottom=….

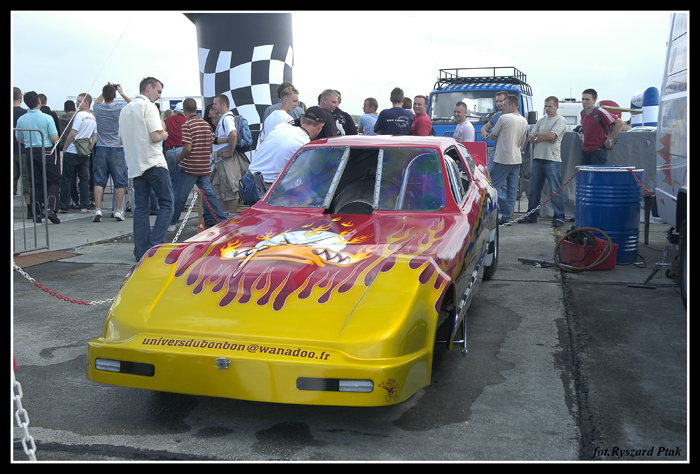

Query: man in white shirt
left=260, top=84, right=298, bottom=142
left=453, top=101, right=475, bottom=142
left=486, top=94, right=528, bottom=223
left=59, top=92, right=97, bottom=213
left=119, top=77, right=173, bottom=261
left=210, top=94, right=240, bottom=216
left=239, top=110, right=326, bottom=205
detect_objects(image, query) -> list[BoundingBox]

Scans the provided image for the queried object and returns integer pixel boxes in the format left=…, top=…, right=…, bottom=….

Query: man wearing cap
left=163, top=101, right=187, bottom=182
left=239, top=111, right=326, bottom=205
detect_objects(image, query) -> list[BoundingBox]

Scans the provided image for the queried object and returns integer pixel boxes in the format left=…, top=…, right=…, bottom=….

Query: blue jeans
left=581, top=147, right=607, bottom=165
left=170, top=167, right=227, bottom=226
left=164, top=147, right=181, bottom=181
left=59, top=152, right=90, bottom=210
left=486, top=144, right=497, bottom=173
left=489, top=162, right=520, bottom=222
left=239, top=172, right=260, bottom=206
left=93, top=146, right=128, bottom=188
left=527, top=159, right=565, bottom=222
left=132, top=166, right=173, bottom=261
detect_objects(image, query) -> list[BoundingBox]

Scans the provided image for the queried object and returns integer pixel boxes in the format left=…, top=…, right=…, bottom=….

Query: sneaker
left=518, top=216, right=537, bottom=224
left=81, top=208, right=89, bottom=214
left=114, top=211, right=125, bottom=221
left=552, top=219, right=565, bottom=228
left=47, top=209, right=61, bottom=224
left=93, top=210, right=102, bottom=222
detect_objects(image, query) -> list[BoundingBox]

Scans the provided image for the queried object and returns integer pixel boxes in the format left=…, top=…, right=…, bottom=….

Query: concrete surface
left=12, top=189, right=687, bottom=462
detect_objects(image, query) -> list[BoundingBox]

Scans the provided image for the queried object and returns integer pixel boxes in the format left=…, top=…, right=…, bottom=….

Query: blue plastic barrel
left=575, top=166, right=643, bottom=263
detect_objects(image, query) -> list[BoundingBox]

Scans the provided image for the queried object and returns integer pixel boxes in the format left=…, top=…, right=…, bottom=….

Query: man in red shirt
left=411, top=95, right=433, bottom=136
left=580, top=89, right=624, bottom=165
left=164, top=102, right=187, bottom=181
left=168, top=98, right=227, bottom=232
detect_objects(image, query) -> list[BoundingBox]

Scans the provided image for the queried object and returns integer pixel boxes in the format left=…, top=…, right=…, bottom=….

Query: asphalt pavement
left=12, top=190, right=688, bottom=462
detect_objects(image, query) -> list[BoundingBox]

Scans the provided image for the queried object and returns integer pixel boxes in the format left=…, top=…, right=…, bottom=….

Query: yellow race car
left=87, top=136, right=498, bottom=406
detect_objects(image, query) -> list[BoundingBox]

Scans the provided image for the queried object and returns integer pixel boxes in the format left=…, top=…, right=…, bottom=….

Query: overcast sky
left=11, top=10, right=679, bottom=119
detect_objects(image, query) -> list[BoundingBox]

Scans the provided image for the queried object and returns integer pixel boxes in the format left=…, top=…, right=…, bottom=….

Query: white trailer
left=653, top=12, right=687, bottom=306
left=557, top=99, right=583, bottom=132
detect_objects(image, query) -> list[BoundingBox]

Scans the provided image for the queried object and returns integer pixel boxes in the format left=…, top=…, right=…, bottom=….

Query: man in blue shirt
left=358, top=97, right=379, bottom=135
left=480, top=91, right=508, bottom=171
left=374, top=87, right=413, bottom=135
left=15, top=91, right=61, bottom=224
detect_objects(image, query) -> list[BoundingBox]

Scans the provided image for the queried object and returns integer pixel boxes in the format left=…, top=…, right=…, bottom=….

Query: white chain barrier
left=12, top=365, right=37, bottom=461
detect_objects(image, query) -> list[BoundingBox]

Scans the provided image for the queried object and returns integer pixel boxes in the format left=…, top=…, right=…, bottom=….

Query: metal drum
left=575, top=166, right=643, bottom=263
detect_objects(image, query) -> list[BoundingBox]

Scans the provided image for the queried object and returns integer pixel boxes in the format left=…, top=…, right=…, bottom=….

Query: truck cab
left=427, top=67, right=537, bottom=147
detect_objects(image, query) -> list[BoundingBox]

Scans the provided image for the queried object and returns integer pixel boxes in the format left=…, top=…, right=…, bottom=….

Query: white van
left=557, top=99, right=583, bottom=131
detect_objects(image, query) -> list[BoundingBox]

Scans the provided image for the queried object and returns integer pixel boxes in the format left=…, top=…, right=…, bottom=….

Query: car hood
left=107, top=208, right=464, bottom=353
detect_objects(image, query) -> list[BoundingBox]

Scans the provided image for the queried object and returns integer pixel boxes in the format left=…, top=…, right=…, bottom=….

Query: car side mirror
left=527, top=111, right=538, bottom=124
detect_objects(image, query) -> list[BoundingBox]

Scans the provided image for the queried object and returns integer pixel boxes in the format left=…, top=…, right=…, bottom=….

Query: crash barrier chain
left=500, top=169, right=578, bottom=227
left=12, top=365, right=37, bottom=461
left=171, top=190, right=202, bottom=243
left=501, top=166, right=655, bottom=227
left=12, top=262, right=113, bottom=306
left=12, top=189, right=217, bottom=306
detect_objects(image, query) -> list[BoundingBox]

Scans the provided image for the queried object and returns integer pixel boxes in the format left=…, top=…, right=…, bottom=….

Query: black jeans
left=580, top=147, right=608, bottom=166
left=59, top=152, right=90, bottom=210
left=24, top=147, right=61, bottom=212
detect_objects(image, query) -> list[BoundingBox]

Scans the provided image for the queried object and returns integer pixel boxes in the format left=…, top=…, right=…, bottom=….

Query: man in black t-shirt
left=310, top=89, right=340, bottom=139
left=374, top=87, right=413, bottom=135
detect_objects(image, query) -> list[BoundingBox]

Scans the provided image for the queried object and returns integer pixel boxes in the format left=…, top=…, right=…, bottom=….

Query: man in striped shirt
left=168, top=98, right=228, bottom=232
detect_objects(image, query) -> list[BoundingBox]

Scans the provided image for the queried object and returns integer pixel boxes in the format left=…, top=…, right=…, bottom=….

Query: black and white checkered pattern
left=199, top=44, right=294, bottom=144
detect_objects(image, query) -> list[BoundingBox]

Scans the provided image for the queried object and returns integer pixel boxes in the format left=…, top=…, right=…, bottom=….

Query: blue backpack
left=233, top=114, right=252, bottom=153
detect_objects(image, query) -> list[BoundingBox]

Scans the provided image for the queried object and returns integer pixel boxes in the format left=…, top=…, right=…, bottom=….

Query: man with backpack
left=580, top=89, right=624, bottom=165
left=210, top=94, right=243, bottom=217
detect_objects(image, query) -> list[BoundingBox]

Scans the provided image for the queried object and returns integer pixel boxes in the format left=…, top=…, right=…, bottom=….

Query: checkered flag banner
left=186, top=13, right=294, bottom=149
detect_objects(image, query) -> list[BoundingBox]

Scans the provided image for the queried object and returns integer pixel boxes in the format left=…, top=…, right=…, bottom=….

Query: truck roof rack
left=434, top=67, right=532, bottom=95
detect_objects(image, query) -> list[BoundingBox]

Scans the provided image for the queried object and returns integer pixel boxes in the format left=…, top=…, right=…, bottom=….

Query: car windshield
left=429, top=90, right=499, bottom=125
left=266, top=146, right=445, bottom=213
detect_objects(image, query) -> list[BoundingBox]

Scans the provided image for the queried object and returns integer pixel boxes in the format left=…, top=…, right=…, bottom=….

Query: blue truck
left=427, top=67, right=537, bottom=146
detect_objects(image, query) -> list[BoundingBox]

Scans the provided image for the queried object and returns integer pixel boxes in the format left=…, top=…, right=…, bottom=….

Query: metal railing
left=13, top=128, right=50, bottom=254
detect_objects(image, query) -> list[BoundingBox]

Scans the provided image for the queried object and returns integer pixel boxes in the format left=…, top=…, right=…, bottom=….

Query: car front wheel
left=483, top=220, right=498, bottom=280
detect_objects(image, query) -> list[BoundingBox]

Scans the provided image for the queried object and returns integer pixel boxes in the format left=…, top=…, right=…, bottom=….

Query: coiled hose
left=553, top=227, right=614, bottom=273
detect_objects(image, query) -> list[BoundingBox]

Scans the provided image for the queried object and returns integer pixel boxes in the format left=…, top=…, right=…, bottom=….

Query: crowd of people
left=13, top=78, right=623, bottom=260
left=480, top=88, right=623, bottom=225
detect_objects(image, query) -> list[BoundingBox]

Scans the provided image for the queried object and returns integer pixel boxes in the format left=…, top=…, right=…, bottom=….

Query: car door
left=445, top=145, right=490, bottom=280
